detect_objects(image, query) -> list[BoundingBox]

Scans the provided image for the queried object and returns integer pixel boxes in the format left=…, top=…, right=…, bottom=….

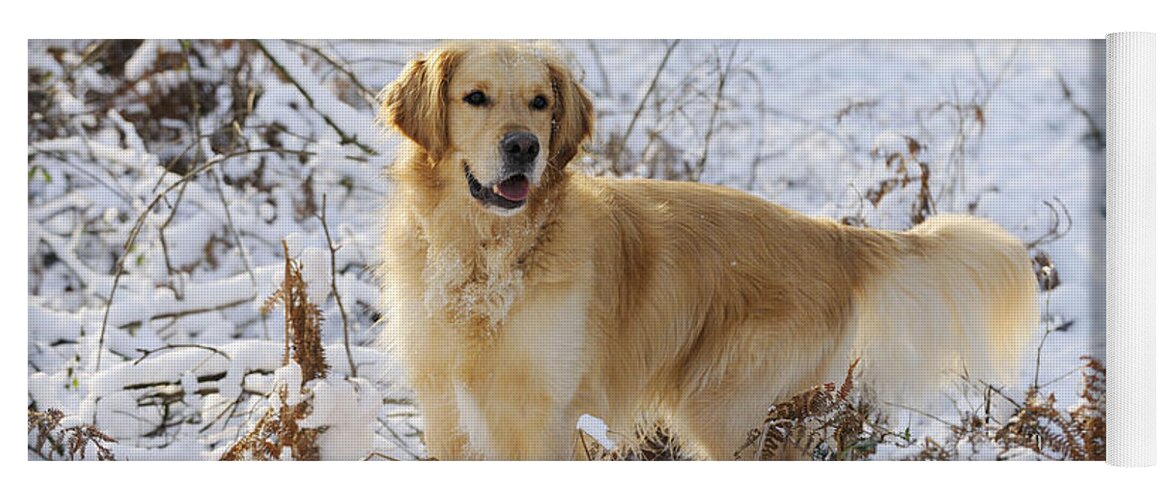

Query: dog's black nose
left=500, top=131, right=539, bottom=165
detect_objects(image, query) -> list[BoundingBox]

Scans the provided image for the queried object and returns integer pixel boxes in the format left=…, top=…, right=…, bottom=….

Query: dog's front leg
left=412, top=368, right=471, bottom=460
left=454, top=369, right=578, bottom=460
left=444, top=279, right=590, bottom=459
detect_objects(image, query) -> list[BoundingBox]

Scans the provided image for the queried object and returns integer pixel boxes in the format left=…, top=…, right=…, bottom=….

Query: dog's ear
left=546, top=59, right=594, bottom=172
left=381, top=47, right=463, bottom=159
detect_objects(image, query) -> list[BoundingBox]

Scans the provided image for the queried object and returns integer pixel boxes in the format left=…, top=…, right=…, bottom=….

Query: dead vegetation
left=28, top=408, right=118, bottom=461
left=221, top=242, right=329, bottom=460
left=719, top=355, right=1107, bottom=462
left=1056, top=72, right=1105, bottom=152
left=29, top=39, right=402, bottom=461
left=733, top=359, right=906, bottom=461
left=218, top=386, right=320, bottom=461
left=580, top=424, right=693, bottom=461
left=265, top=241, right=330, bottom=380
left=997, top=358, right=1106, bottom=460
left=844, top=135, right=937, bottom=228
left=596, top=40, right=757, bottom=183
left=915, top=357, right=1105, bottom=461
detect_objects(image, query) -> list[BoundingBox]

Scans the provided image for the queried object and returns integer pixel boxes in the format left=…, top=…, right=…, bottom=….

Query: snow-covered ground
left=27, top=39, right=1104, bottom=460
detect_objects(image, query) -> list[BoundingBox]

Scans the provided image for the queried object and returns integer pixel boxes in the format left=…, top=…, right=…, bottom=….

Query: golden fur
left=378, top=41, right=1038, bottom=460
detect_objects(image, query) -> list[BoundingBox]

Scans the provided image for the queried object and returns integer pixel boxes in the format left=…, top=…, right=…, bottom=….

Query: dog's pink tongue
left=494, top=177, right=530, bottom=201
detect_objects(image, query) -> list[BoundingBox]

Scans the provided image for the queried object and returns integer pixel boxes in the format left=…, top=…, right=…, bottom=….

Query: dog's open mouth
left=465, top=164, right=530, bottom=210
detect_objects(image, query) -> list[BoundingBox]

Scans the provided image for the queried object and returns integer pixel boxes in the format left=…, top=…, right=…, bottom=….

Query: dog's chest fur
left=417, top=199, right=558, bottom=338
left=422, top=237, right=525, bottom=336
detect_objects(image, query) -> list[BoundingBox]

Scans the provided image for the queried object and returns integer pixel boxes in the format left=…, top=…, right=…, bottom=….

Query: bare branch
left=253, top=39, right=379, bottom=156
left=315, top=193, right=358, bottom=378
left=609, top=40, right=680, bottom=175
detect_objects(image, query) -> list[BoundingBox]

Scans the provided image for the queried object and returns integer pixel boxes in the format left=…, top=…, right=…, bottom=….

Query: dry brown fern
left=580, top=423, right=692, bottom=461
left=996, top=357, right=1106, bottom=460
left=220, top=385, right=321, bottom=461
left=222, top=241, right=330, bottom=460
left=918, top=356, right=1106, bottom=461
left=1072, top=357, right=1106, bottom=460
left=261, top=241, right=330, bottom=381
left=734, top=359, right=898, bottom=460
left=846, top=135, right=935, bottom=228
left=28, top=408, right=117, bottom=461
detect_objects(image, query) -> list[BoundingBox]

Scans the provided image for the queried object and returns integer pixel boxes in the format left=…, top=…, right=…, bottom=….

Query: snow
left=576, top=414, right=616, bottom=451
left=300, top=375, right=382, bottom=460
left=27, top=39, right=1103, bottom=460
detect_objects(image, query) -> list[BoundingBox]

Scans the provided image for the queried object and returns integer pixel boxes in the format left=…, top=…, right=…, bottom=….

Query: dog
left=377, top=41, right=1038, bottom=460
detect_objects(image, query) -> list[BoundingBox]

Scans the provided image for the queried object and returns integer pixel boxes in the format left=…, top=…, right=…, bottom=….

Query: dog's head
left=382, top=41, right=593, bottom=217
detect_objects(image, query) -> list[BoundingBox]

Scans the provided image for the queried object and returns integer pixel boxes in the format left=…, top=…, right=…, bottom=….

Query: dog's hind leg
left=672, top=381, right=781, bottom=460
left=669, top=320, right=852, bottom=460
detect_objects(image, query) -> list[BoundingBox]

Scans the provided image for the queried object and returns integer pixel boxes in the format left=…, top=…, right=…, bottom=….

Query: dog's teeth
left=492, top=185, right=501, bottom=195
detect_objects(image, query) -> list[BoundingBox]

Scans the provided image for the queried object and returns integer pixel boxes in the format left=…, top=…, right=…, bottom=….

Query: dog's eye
left=463, top=91, right=488, bottom=106
left=530, top=95, right=548, bottom=111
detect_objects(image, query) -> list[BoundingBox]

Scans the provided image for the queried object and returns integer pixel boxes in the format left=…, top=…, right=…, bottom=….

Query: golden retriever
left=378, top=41, right=1038, bottom=460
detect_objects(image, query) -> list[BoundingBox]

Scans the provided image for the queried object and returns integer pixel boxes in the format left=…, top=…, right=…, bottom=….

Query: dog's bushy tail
left=848, top=214, right=1039, bottom=411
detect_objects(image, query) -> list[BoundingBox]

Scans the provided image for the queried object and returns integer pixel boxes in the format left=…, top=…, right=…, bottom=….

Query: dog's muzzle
left=464, top=132, right=539, bottom=211
left=465, top=163, right=531, bottom=211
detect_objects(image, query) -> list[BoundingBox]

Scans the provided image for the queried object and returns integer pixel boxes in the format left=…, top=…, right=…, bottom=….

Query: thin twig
left=28, top=148, right=135, bottom=207
left=287, top=40, right=379, bottom=106
left=183, top=39, right=260, bottom=292
left=253, top=39, right=378, bottom=156
left=883, top=401, right=961, bottom=429
left=578, top=430, right=595, bottom=461
left=585, top=41, right=613, bottom=98
left=94, top=146, right=312, bottom=370
left=1033, top=283, right=1055, bottom=390
left=377, top=417, right=422, bottom=460
left=1055, top=72, right=1105, bottom=150
left=961, top=375, right=1024, bottom=410
left=1026, top=198, right=1073, bottom=249
left=609, top=40, right=680, bottom=175
left=200, top=395, right=243, bottom=433
left=316, top=193, right=358, bottom=378
left=211, top=173, right=259, bottom=287
left=1038, top=365, right=1083, bottom=390
left=138, top=297, right=253, bottom=325
left=692, top=42, right=737, bottom=181
left=133, top=344, right=232, bottom=365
